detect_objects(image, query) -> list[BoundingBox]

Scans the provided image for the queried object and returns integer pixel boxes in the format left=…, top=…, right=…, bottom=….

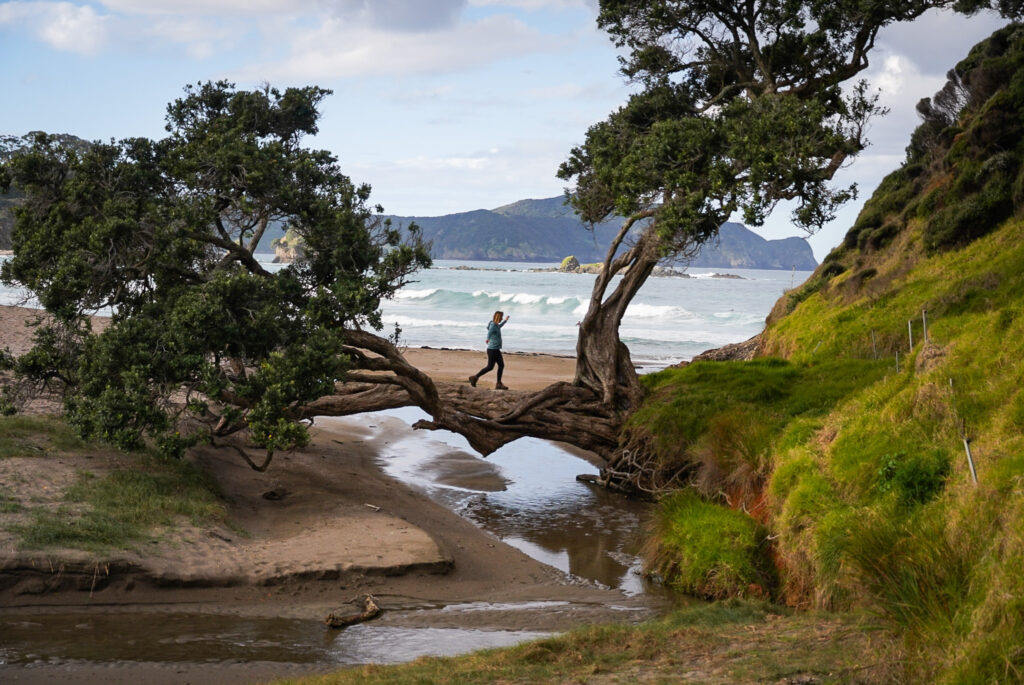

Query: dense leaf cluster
left=559, top=1, right=1021, bottom=258
left=0, top=82, right=430, bottom=460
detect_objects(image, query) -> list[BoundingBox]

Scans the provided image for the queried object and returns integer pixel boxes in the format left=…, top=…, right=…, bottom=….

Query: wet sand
left=0, top=305, right=655, bottom=684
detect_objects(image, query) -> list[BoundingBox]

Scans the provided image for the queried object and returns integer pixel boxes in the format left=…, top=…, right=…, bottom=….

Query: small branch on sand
left=325, top=594, right=382, bottom=629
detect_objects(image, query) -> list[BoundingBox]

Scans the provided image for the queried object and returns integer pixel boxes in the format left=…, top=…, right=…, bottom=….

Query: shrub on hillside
left=875, top=450, right=951, bottom=506
left=645, top=490, right=774, bottom=599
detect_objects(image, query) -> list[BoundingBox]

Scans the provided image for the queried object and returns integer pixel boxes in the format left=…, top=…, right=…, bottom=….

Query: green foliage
left=630, top=21, right=1024, bottom=683
left=647, top=490, right=773, bottom=599
left=875, top=451, right=951, bottom=506
left=818, top=261, right=846, bottom=280
left=784, top=274, right=826, bottom=313
left=916, top=24, right=1024, bottom=252
left=555, top=1, right=930, bottom=265
left=842, top=164, right=928, bottom=253
left=0, top=82, right=430, bottom=465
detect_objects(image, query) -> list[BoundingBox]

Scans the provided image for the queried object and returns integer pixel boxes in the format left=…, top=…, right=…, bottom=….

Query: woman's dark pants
left=475, top=348, right=504, bottom=382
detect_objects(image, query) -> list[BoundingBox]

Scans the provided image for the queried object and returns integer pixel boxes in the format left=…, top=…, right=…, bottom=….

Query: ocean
left=383, top=260, right=811, bottom=368
left=0, top=256, right=811, bottom=368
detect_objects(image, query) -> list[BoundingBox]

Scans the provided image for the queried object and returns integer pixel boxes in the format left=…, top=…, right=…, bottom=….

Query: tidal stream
left=1, top=409, right=667, bottom=683
left=369, top=407, right=662, bottom=596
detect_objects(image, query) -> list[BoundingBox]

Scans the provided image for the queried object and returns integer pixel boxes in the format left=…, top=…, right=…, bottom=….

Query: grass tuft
left=0, top=414, right=93, bottom=458
left=645, top=490, right=774, bottom=599
left=12, top=454, right=225, bottom=553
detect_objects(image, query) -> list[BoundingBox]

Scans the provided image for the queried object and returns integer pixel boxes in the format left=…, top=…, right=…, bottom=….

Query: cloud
left=244, top=14, right=565, bottom=80
left=357, top=0, right=464, bottom=32
left=395, top=155, right=492, bottom=171
left=876, top=7, right=1008, bottom=76
left=469, top=0, right=590, bottom=9
left=101, top=0, right=465, bottom=30
left=387, top=84, right=458, bottom=103
left=0, top=1, right=109, bottom=55
left=2, top=1, right=575, bottom=78
left=525, top=83, right=586, bottom=99
left=97, top=0, right=322, bottom=16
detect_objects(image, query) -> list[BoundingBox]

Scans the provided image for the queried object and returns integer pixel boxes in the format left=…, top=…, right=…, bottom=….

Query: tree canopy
left=1, top=81, right=430, bottom=466
left=551, top=0, right=1022, bottom=489
left=2, top=3, right=1021, bottom=484
left=560, top=1, right=1019, bottom=243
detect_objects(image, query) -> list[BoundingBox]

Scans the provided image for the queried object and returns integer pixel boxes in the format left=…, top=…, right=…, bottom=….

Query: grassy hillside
left=632, top=23, right=1024, bottom=682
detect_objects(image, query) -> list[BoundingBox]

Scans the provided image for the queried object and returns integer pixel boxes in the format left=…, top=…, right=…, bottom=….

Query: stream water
left=0, top=412, right=667, bottom=683
left=363, top=407, right=660, bottom=596
left=1, top=258, right=799, bottom=679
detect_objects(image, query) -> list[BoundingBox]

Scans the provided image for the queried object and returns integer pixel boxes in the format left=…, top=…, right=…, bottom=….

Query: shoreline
left=0, top=416, right=653, bottom=684
left=0, top=305, right=580, bottom=390
left=399, top=345, right=575, bottom=390
left=0, top=303, right=657, bottom=683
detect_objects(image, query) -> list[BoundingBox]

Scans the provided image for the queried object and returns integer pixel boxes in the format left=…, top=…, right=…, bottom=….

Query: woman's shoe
left=468, top=375, right=478, bottom=387
left=495, top=382, right=508, bottom=390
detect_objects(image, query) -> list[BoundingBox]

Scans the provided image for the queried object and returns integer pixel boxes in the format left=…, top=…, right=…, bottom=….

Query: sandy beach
left=0, top=305, right=649, bottom=684
left=0, top=305, right=575, bottom=389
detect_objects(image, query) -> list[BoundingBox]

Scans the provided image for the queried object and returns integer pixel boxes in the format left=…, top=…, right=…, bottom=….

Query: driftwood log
left=324, top=594, right=382, bottom=629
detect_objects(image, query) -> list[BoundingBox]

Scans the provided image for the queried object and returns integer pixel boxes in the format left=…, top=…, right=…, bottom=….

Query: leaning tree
left=0, top=82, right=432, bottom=468
left=2, top=2, right=1019, bottom=483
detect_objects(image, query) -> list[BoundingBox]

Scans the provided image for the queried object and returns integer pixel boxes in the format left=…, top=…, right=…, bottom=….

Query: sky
left=0, top=1, right=1013, bottom=261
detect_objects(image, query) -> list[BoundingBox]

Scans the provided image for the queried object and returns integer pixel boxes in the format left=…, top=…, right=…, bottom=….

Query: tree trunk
left=290, top=219, right=666, bottom=471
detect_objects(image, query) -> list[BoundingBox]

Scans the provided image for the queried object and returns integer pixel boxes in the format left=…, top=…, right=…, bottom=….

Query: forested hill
left=385, top=197, right=818, bottom=269
left=630, top=23, right=1024, bottom=682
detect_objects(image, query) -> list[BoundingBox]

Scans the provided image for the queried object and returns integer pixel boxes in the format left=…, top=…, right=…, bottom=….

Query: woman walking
left=469, top=310, right=510, bottom=390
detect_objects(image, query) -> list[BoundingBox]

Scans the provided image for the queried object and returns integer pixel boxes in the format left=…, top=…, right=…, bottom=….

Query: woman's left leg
left=495, top=350, right=505, bottom=383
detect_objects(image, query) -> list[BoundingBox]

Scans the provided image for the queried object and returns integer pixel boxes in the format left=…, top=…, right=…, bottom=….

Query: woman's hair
left=492, top=311, right=503, bottom=322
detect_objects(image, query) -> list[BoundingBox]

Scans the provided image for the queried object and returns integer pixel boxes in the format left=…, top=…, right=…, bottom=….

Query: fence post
left=896, top=350, right=900, bottom=373
left=871, top=330, right=878, bottom=360
left=922, top=309, right=929, bottom=343
left=949, top=378, right=979, bottom=485
left=963, top=431, right=978, bottom=485
left=908, top=319, right=914, bottom=351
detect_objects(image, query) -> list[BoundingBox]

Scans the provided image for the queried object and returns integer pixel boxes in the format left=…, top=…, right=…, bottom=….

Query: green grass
left=9, top=453, right=226, bottom=554
left=0, top=414, right=227, bottom=553
left=272, top=601, right=885, bottom=685
left=647, top=490, right=774, bottom=599
left=0, top=485, right=23, bottom=513
left=755, top=210, right=1024, bottom=678
left=0, top=414, right=93, bottom=458
left=631, top=56, right=1024, bottom=676
left=632, top=358, right=891, bottom=465
left=15, top=462, right=225, bottom=553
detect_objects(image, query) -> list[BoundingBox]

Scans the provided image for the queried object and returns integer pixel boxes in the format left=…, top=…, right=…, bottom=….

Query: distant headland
left=267, top=197, right=817, bottom=270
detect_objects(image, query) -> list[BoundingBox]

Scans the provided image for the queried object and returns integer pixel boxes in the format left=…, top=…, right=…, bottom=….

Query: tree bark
left=296, top=219, right=667, bottom=468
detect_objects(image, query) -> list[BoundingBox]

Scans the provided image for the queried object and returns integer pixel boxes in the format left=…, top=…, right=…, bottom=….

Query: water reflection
left=1, top=408, right=665, bottom=678
left=353, top=408, right=658, bottom=596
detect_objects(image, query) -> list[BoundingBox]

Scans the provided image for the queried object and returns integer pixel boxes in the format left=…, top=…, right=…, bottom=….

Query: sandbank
left=0, top=304, right=654, bottom=684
